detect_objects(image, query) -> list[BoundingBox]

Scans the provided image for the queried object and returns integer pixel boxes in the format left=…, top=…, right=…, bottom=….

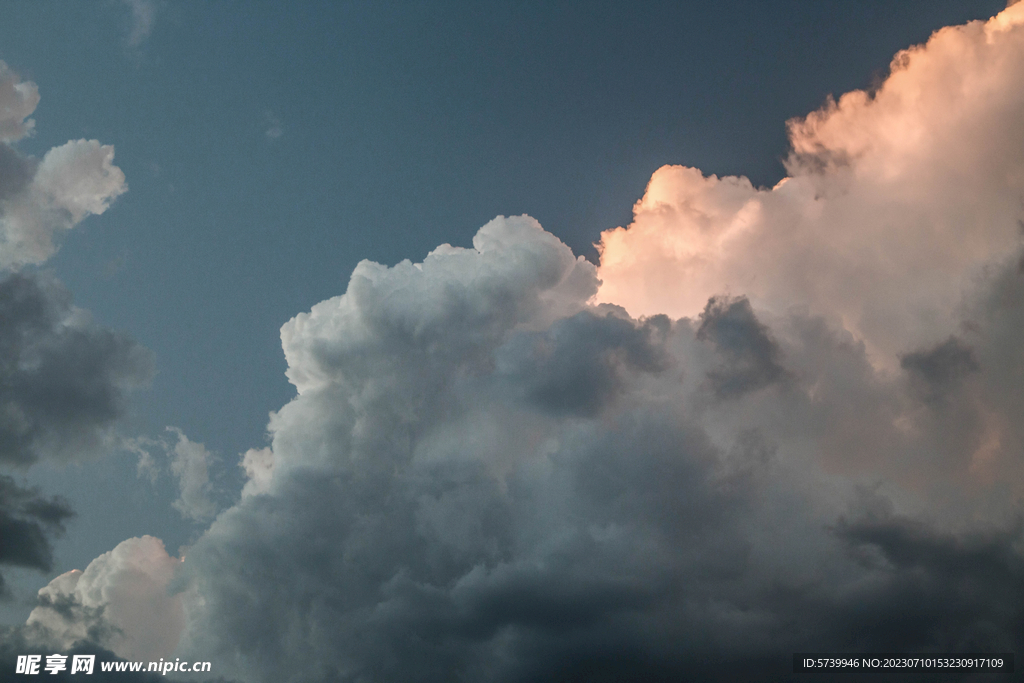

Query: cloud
left=163, top=215, right=1020, bottom=682
left=238, top=447, right=273, bottom=499
left=695, top=296, right=789, bottom=399
left=0, top=139, right=127, bottom=269
left=1, top=63, right=127, bottom=269
left=263, top=112, right=283, bottom=140
left=122, top=0, right=157, bottom=48
left=0, top=477, right=73, bottom=596
left=124, top=429, right=220, bottom=522
left=24, top=536, right=184, bottom=663
left=0, top=65, right=152, bottom=639
left=0, top=63, right=39, bottom=144
left=147, top=9, right=1024, bottom=675
left=166, top=428, right=217, bottom=523
left=595, top=3, right=1024, bottom=368
left=0, top=273, right=153, bottom=467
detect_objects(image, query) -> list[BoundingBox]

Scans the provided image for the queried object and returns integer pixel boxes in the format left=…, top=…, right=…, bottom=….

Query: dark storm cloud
left=166, top=215, right=1024, bottom=683
left=0, top=477, right=73, bottom=595
left=696, top=295, right=789, bottom=398
left=833, top=511, right=1023, bottom=652
left=0, top=273, right=153, bottom=466
left=496, top=310, right=671, bottom=416
left=900, top=336, right=980, bottom=402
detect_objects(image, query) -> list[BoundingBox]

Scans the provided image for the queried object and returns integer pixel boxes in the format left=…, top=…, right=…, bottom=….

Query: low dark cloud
left=497, top=310, right=671, bottom=416
left=0, top=145, right=34, bottom=202
left=696, top=295, right=789, bottom=398
left=0, top=273, right=153, bottom=466
left=832, top=511, right=1023, bottom=653
left=0, top=477, right=73, bottom=596
left=901, top=336, right=980, bottom=402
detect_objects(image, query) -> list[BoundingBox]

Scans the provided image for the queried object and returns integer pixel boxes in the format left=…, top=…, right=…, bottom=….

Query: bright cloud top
left=596, top=3, right=1024, bottom=365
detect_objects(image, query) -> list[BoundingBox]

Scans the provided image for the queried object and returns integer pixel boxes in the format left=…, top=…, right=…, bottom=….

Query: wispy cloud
left=264, top=110, right=283, bottom=140
left=122, top=0, right=157, bottom=48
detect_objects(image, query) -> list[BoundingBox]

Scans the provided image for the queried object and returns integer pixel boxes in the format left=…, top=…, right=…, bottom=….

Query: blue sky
left=1, top=1, right=1022, bottom=680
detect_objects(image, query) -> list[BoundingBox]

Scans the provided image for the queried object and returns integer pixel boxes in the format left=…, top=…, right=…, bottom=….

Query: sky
left=0, top=0, right=1022, bottom=681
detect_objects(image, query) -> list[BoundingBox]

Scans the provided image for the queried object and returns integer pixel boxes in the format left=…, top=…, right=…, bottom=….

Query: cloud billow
left=171, top=219, right=1023, bottom=681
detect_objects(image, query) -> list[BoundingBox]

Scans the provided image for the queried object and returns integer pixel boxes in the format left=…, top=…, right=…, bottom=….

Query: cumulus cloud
left=595, top=3, right=1024, bottom=367
left=153, top=9, right=1024, bottom=677
left=24, top=536, right=184, bottom=663
left=238, top=447, right=273, bottom=499
left=0, top=140, right=127, bottom=270
left=166, top=220, right=1021, bottom=682
left=0, top=65, right=127, bottom=270
left=0, top=65, right=150, bottom=601
left=0, top=274, right=153, bottom=467
left=16, top=5, right=1024, bottom=682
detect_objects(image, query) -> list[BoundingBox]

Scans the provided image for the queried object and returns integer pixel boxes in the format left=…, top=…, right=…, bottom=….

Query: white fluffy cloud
left=596, top=3, right=1024, bottom=367
left=25, top=536, right=184, bottom=663
left=0, top=139, right=127, bottom=270
left=0, top=65, right=127, bottom=270
left=175, top=231, right=1022, bottom=683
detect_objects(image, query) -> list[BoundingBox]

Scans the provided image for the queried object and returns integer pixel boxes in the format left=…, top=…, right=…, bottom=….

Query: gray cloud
left=0, top=273, right=153, bottom=466
left=900, top=336, right=980, bottom=403
left=0, top=477, right=73, bottom=596
left=496, top=309, right=671, bottom=416
left=696, top=295, right=789, bottom=398
left=831, top=511, right=1023, bottom=653
left=0, top=63, right=38, bottom=144
left=0, top=145, right=35, bottom=203
left=161, top=214, right=1024, bottom=682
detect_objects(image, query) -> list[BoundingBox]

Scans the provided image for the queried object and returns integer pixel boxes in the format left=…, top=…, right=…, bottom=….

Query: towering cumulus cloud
left=160, top=6, right=1024, bottom=682
left=14, top=5, right=1024, bottom=682
left=596, top=5, right=1024, bottom=366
